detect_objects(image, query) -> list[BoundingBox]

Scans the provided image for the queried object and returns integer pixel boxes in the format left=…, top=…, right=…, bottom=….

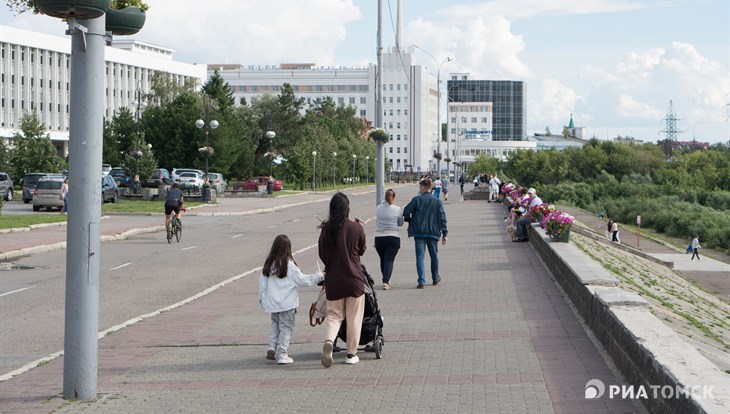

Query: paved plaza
left=1, top=194, right=648, bottom=413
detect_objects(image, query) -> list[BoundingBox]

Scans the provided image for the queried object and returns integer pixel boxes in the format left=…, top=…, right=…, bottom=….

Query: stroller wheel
left=374, top=336, right=384, bottom=359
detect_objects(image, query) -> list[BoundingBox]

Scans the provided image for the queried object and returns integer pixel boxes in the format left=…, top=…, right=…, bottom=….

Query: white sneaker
left=345, top=354, right=359, bottom=365
left=276, top=355, right=293, bottom=365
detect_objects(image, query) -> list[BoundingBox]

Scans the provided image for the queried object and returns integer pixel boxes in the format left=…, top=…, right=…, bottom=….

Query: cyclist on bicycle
left=165, top=182, right=184, bottom=231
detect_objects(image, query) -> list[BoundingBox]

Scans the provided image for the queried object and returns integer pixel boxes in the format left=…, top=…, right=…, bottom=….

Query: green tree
left=469, top=154, right=499, bottom=176
left=9, top=113, right=66, bottom=182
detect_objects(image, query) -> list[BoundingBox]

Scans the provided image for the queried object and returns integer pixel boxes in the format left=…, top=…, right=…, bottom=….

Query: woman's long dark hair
left=263, top=234, right=295, bottom=279
left=318, top=192, right=350, bottom=244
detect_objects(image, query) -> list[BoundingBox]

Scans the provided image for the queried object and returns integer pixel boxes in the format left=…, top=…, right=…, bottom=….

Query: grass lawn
left=0, top=199, right=205, bottom=229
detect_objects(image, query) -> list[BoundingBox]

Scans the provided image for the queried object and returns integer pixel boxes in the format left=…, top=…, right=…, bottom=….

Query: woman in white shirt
left=374, top=189, right=404, bottom=290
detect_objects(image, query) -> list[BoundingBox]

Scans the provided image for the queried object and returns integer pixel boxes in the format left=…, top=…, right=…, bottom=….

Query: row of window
left=383, top=84, right=409, bottom=91
left=388, top=147, right=408, bottom=154
left=449, top=105, right=491, bottom=113
left=385, top=109, right=409, bottom=117
left=450, top=117, right=490, bottom=124
left=233, top=84, right=369, bottom=93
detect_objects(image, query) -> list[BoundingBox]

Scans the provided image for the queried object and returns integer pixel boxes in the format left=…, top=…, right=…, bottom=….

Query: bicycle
left=167, top=213, right=182, bottom=243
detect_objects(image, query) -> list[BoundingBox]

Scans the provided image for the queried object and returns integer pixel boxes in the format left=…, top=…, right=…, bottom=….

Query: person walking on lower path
left=318, top=192, right=367, bottom=367
left=611, top=220, right=620, bottom=243
left=403, top=179, right=448, bottom=289
left=458, top=174, right=465, bottom=195
left=259, top=235, right=324, bottom=365
left=374, top=189, right=404, bottom=290
left=690, top=235, right=701, bottom=261
left=432, top=176, right=442, bottom=199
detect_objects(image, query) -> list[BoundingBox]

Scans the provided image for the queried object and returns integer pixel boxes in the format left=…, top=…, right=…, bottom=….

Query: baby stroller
left=333, top=264, right=385, bottom=359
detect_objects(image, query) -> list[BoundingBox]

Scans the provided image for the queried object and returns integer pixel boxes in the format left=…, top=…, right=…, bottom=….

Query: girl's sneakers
left=321, top=340, right=334, bottom=368
left=276, top=354, right=293, bottom=365
left=266, top=349, right=276, bottom=360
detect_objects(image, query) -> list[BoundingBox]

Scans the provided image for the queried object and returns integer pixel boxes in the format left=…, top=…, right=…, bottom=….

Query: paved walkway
left=0, top=195, right=642, bottom=413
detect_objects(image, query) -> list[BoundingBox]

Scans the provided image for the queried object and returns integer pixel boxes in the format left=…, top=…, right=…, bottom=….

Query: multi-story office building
left=447, top=74, right=526, bottom=141
left=0, top=25, right=207, bottom=156
left=210, top=46, right=436, bottom=173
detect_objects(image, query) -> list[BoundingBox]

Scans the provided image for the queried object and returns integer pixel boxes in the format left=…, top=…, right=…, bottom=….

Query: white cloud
left=441, top=0, right=654, bottom=20
left=528, top=78, right=591, bottom=132
left=406, top=15, right=532, bottom=79
left=617, top=95, right=662, bottom=118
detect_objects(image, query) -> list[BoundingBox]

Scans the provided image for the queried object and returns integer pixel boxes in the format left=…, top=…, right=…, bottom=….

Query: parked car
left=238, top=176, right=283, bottom=192
left=204, top=172, right=227, bottom=194
left=22, top=173, right=63, bottom=203
left=102, top=164, right=112, bottom=176
left=109, top=167, right=130, bottom=187
left=172, top=168, right=204, bottom=182
left=0, top=172, right=13, bottom=201
left=101, top=174, right=119, bottom=203
left=32, top=177, right=65, bottom=211
left=143, top=168, right=172, bottom=187
left=174, top=171, right=205, bottom=190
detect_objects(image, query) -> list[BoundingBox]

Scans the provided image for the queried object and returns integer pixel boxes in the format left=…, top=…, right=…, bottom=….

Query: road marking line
left=292, top=218, right=301, bottom=223
left=232, top=234, right=243, bottom=239
left=0, top=287, right=34, bottom=297
left=0, top=241, right=320, bottom=382
left=109, top=262, right=132, bottom=271
left=181, top=246, right=198, bottom=251
left=267, top=225, right=277, bottom=228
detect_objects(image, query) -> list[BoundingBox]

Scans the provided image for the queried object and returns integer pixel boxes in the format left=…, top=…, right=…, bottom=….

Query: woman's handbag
left=309, top=288, right=327, bottom=327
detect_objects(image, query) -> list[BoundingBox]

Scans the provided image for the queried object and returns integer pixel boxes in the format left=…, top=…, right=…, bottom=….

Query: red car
left=238, top=176, right=283, bottom=192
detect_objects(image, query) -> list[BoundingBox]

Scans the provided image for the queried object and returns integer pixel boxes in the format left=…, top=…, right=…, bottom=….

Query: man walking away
left=441, top=176, right=449, bottom=201
left=458, top=175, right=465, bottom=195
left=403, top=179, right=448, bottom=289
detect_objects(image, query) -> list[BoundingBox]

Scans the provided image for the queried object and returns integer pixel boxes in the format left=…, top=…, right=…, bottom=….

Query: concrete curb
left=528, top=224, right=729, bottom=414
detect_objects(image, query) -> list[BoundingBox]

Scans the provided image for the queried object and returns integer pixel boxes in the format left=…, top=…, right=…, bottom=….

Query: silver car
left=0, top=172, right=13, bottom=201
left=32, top=177, right=65, bottom=211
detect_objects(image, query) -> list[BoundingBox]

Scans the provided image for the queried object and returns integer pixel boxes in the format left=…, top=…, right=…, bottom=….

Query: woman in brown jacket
left=318, top=192, right=366, bottom=367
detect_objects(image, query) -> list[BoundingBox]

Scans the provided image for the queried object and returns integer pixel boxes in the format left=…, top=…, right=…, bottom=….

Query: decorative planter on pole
left=105, top=6, right=146, bottom=35
left=369, top=128, right=390, bottom=143
left=36, top=0, right=111, bottom=19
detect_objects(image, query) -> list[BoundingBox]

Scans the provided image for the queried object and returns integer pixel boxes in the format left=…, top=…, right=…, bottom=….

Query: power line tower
left=658, top=100, right=685, bottom=159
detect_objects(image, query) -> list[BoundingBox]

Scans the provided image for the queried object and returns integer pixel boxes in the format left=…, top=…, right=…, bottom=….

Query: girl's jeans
left=374, top=236, right=400, bottom=284
left=269, top=309, right=296, bottom=357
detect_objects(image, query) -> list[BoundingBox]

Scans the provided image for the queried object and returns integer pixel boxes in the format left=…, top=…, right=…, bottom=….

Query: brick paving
left=0, top=195, right=641, bottom=413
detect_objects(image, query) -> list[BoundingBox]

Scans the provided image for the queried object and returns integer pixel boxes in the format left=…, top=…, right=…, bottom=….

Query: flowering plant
left=443, top=157, right=451, bottom=163
left=433, top=152, right=442, bottom=160
left=530, top=203, right=555, bottom=225
left=542, top=211, right=574, bottom=239
left=369, top=128, right=390, bottom=143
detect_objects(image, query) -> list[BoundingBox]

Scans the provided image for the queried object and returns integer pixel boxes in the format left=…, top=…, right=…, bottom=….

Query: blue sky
left=2, top=0, right=729, bottom=143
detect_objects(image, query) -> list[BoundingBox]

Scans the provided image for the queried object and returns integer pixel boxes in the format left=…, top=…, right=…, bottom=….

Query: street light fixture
left=413, top=44, right=452, bottom=175
left=352, top=154, right=357, bottom=185
left=312, top=151, right=317, bottom=192
left=266, top=130, right=276, bottom=178
left=195, top=118, right=219, bottom=202
left=365, top=155, right=370, bottom=184
left=332, top=152, right=337, bottom=189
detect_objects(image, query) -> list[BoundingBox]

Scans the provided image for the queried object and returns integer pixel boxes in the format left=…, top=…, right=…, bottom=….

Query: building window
left=397, top=148, right=401, bottom=154
left=389, top=147, right=393, bottom=153
left=471, top=117, right=477, bottom=123
left=396, top=122, right=401, bottom=129
left=349, top=97, right=355, bottom=104
left=337, top=97, right=344, bottom=104
left=360, top=109, right=366, bottom=117
left=360, top=97, right=366, bottom=104
left=404, top=148, right=407, bottom=154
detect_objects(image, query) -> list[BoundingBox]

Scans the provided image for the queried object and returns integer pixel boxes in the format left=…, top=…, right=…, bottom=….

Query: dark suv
left=143, top=168, right=171, bottom=187
left=22, top=173, right=63, bottom=203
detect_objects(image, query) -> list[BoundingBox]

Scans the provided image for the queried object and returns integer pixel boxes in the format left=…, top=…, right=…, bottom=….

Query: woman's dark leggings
left=374, top=236, right=400, bottom=283
left=691, top=248, right=700, bottom=260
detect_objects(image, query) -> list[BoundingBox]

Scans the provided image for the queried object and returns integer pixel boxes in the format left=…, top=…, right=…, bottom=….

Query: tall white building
left=210, top=46, right=436, bottom=173
left=0, top=25, right=207, bottom=155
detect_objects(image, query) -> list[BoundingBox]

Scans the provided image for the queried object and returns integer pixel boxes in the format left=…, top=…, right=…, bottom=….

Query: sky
left=2, top=0, right=729, bottom=144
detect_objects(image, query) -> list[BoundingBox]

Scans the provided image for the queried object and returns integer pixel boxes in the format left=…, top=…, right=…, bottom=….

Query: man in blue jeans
left=403, top=179, right=448, bottom=289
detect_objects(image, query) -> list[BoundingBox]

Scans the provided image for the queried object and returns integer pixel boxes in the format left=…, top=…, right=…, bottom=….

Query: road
left=0, top=189, right=380, bottom=375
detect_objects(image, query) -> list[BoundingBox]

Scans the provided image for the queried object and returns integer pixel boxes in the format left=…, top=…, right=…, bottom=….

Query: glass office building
left=446, top=77, right=526, bottom=141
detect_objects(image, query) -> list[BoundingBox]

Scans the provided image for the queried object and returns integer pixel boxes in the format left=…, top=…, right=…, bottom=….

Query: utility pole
left=375, top=0, right=384, bottom=205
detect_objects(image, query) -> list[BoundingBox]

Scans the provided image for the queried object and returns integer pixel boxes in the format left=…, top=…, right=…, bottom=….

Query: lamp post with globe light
left=332, top=152, right=337, bottom=189
left=195, top=118, right=218, bottom=202
left=312, top=151, right=317, bottom=192
left=266, top=130, right=276, bottom=179
left=352, top=154, right=357, bottom=185
left=365, top=155, right=370, bottom=184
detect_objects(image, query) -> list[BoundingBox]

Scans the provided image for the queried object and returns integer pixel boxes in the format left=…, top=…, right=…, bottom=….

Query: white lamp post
left=365, top=155, right=370, bottom=184
left=266, top=130, right=276, bottom=178
left=195, top=118, right=218, bottom=202
left=352, top=154, right=357, bottom=184
left=332, top=152, right=337, bottom=189
left=312, top=150, right=317, bottom=192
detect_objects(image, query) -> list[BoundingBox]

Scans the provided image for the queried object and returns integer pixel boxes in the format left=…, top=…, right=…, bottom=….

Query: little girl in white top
left=259, top=234, right=323, bottom=364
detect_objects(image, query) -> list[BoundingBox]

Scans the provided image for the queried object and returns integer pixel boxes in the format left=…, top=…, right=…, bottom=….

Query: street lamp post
left=132, top=80, right=146, bottom=193
left=332, top=152, right=337, bottom=189
left=365, top=155, right=370, bottom=184
left=266, top=130, right=276, bottom=178
left=413, top=44, right=451, bottom=176
left=352, top=154, right=357, bottom=185
left=312, top=151, right=317, bottom=192
left=195, top=118, right=219, bottom=202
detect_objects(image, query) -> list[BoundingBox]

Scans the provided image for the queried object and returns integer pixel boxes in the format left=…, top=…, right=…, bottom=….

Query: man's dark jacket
left=403, top=192, right=448, bottom=240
